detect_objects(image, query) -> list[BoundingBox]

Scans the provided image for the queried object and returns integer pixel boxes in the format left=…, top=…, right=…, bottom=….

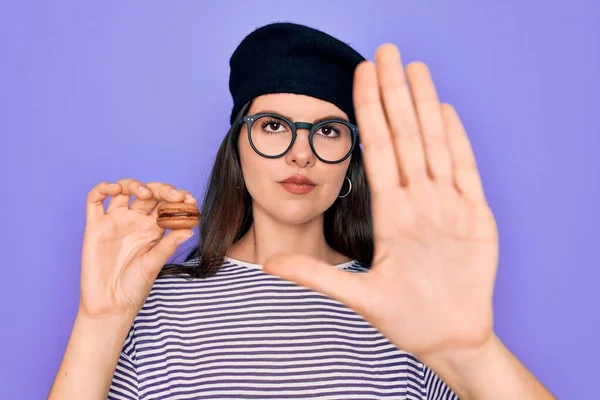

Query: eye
left=261, top=118, right=287, bottom=133
left=316, top=124, right=341, bottom=138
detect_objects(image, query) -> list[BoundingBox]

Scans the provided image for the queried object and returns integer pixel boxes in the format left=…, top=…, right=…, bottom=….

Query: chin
left=248, top=185, right=336, bottom=225
left=271, top=203, right=322, bottom=225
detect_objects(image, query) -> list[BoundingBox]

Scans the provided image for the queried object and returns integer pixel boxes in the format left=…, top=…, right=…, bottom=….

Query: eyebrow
left=256, top=110, right=349, bottom=124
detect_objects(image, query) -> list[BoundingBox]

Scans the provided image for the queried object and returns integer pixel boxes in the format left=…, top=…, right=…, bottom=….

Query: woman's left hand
left=263, top=43, right=499, bottom=361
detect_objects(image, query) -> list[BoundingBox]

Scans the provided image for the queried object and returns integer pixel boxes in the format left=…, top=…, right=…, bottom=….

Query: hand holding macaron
left=79, top=179, right=201, bottom=321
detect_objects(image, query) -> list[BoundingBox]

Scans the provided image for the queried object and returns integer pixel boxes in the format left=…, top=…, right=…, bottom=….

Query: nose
left=285, top=128, right=315, bottom=168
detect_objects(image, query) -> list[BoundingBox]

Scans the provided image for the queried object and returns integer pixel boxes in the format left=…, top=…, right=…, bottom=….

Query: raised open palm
left=263, top=43, right=499, bottom=359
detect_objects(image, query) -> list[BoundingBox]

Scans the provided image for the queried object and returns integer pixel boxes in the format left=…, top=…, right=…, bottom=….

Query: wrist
left=416, top=334, right=554, bottom=400
left=419, top=333, right=500, bottom=370
left=416, top=334, right=501, bottom=398
left=49, top=308, right=136, bottom=399
left=74, top=309, right=135, bottom=341
left=76, top=304, right=136, bottom=327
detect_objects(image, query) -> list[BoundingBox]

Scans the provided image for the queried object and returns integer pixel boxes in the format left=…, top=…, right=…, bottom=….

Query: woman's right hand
left=78, top=178, right=198, bottom=321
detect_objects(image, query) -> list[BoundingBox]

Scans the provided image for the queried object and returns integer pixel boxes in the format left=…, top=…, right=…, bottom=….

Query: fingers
left=145, top=183, right=197, bottom=219
left=130, top=185, right=196, bottom=216
left=105, top=179, right=193, bottom=213
left=441, top=103, right=487, bottom=204
left=145, top=182, right=189, bottom=203
left=353, top=60, right=402, bottom=194
left=263, top=253, right=369, bottom=316
left=375, top=44, right=428, bottom=185
left=105, top=178, right=149, bottom=213
left=86, top=182, right=122, bottom=224
left=359, top=44, right=456, bottom=195
left=145, top=228, right=195, bottom=272
left=406, top=62, right=454, bottom=187
left=87, top=179, right=198, bottom=223
left=127, top=182, right=159, bottom=214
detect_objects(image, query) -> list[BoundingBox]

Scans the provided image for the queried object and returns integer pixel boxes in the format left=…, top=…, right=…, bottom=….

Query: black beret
left=228, top=22, right=366, bottom=125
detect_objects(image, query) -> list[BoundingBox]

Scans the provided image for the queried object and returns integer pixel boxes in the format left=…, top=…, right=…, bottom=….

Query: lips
left=279, top=175, right=316, bottom=186
left=279, top=174, right=316, bottom=195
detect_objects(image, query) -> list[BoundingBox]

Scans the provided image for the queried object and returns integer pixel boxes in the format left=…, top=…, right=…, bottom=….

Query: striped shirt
left=108, top=257, right=458, bottom=399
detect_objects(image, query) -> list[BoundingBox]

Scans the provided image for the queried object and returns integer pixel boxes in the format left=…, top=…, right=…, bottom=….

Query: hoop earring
left=338, top=176, right=352, bottom=198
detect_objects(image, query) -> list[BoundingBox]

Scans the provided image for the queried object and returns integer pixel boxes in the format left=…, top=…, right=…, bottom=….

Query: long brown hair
left=160, top=101, right=373, bottom=279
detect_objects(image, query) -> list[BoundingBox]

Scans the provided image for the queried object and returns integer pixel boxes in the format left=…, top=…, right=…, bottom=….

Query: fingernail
left=139, top=185, right=149, bottom=192
left=170, top=189, right=180, bottom=196
left=186, top=194, right=197, bottom=203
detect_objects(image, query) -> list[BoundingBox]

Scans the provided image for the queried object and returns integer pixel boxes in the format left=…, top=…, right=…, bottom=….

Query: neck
left=227, top=204, right=350, bottom=266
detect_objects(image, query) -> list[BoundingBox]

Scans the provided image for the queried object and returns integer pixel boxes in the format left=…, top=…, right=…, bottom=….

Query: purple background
left=1, top=1, right=598, bottom=398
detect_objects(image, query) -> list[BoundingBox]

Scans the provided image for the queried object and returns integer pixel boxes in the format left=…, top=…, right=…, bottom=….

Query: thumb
left=263, top=253, right=368, bottom=315
left=146, top=229, right=195, bottom=270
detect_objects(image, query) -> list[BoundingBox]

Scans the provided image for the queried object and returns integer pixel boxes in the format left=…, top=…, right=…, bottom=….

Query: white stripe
left=150, top=271, right=268, bottom=288
left=133, top=321, right=379, bottom=340
left=136, top=356, right=422, bottom=374
left=144, top=289, right=350, bottom=306
left=141, top=296, right=353, bottom=313
left=143, top=386, right=410, bottom=400
left=137, top=348, right=406, bottom=373
left=137, top=306, right=357, bottom=320
left=140, top=370, right=410, bottom=389
left=135, top=326, right=385, bottom=344
left=111, top=359, right=137, bottom=393
left=136, top=307, right=365, bottom=329
left=137, top=362, right=422, bottom=377
left=147, top=280, right=314, bottom=297
left=107, top=391, right=134, bottom=400
left=136, top=337, right=394, bottom=359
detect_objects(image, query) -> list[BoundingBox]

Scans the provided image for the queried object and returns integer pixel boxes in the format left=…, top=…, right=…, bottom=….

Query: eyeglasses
left=239, top=113, right=359, bottom=164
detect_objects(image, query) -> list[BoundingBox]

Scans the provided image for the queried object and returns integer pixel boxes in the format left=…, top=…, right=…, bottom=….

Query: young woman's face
left=237, top=93, right=352, bottom=225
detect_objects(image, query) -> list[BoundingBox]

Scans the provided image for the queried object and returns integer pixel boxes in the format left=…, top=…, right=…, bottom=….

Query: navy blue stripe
left=136, top=350, right=404, bottom=369
left=138, top=359, right=417, bottom=378
left=134, top=323, right=379, bottom=341
left=133, top=308, right=368, bottom=325
left=136, top=332, right=388, bottom=348
left=141, top=295, right=354, bottom=313
left=141, top=383, right=408, bottom=399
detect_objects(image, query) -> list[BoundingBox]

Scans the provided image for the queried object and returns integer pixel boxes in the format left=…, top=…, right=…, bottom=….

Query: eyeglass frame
left=239, top=113, right=359, bottom=164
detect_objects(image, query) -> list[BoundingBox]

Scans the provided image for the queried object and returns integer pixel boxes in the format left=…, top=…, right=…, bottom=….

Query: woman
left=49, top=22, right=555, bottom=399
